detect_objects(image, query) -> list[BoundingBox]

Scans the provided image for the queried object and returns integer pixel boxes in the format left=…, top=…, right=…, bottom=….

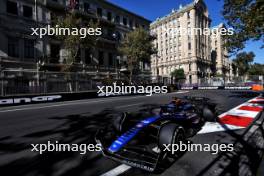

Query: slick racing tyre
left=203, top=103, right=218, bottom=122
left=158, top=123, right=185, bottom=158
left=112, top=112, right=129, bottom=133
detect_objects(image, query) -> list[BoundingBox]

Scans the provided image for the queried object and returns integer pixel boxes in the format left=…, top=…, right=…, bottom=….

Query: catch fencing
left=0, top=70, right=98, bottom=96
left=181, top=75, right=264, bottom=87
left=0, top=70, right=263, bottom=96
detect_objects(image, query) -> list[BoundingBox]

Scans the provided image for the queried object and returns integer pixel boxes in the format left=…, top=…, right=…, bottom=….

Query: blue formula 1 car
left=95, top=96, right=218, bottom=172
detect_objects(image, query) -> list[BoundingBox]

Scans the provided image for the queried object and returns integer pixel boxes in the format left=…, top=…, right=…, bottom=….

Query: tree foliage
left=55, top=12, right=99, bottom=71
left=170, top=68, right=185, bottom=80
left=248, top=63, right=264, bottom=75
left=118, top=27, right=157, bottom=83
left=222, top=0, right=264, bottom=53
left=233, top=51, right=255, bottom=76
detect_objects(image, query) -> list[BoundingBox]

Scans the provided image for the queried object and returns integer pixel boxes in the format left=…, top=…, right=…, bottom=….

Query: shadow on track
left=228, top=91, right=260, bottom=98
left=0, top=103, right=190, bottom=176
left=196, top=114, right=264, bottom=176
left=0, top=109, right=123, bottom=176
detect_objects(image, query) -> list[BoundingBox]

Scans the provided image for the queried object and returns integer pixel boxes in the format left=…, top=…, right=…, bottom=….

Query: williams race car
left=95, top=96, right=218, bottom=172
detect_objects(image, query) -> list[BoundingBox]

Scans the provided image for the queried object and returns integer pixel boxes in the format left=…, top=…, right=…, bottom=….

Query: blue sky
left=107, top=0, right=263, bottom=63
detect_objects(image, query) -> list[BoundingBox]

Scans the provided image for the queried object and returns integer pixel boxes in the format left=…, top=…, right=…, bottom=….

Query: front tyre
left=112, top=112, right=128, bottom=133
left=158, top=123, right=185, bottom=158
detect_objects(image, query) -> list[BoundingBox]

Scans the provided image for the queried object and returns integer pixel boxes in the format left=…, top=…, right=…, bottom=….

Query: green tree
left=54, top=12, right=99, bottom=92
left=170, top=68, right=185, bottom=83
left=55, top=12, right=99, bottom=72
left=223, top=0, right=264, bottom=53
left=118, top=27, right=157, bottom=83
left=231, top=62, right=238, bottom=76
left=233, top=51, right=255, bottom=76
left=248, top=63, right=264, bottom=75
left=215, top=73, right=224, bottom=78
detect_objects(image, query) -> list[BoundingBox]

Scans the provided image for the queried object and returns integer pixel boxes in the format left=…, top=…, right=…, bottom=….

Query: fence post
left=1, top=70, right=4, bottom=96
left=75, top=73, right=78, bottom=92
left=44, top=71, right=47, bottom=94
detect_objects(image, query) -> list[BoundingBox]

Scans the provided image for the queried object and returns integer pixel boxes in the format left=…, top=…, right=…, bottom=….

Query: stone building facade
left=0, top=0, right=151, bottom=79
left=150, top=0, right=231, bottom=85
left=211, top=23, right=233, bottom=79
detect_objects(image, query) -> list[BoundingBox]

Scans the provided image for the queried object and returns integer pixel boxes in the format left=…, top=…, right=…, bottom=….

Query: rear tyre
left=203, top=105, right=217, bottom=122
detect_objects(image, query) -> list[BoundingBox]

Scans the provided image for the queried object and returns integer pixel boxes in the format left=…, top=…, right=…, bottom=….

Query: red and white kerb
left=199, top=97, right=264, bottom=134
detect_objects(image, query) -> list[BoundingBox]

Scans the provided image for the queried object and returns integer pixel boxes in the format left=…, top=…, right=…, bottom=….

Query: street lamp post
left=260, top=75, right=264, bottom=97
left=36, top=61, right=41, bottom=87
left=80, top=61, right=86, bottom=73
left=0, top=58, right=2, bottom=96
left=36, top=61, right=45, bottom=93
left=79, top=61, right=86, bottom=92
left=34, top=0, right=38, bottom=21
left=116, top=56, right=121, bottom=79
left=112, top=32, right=120, bottom=80
left=0, top=63, right=4, bottom=97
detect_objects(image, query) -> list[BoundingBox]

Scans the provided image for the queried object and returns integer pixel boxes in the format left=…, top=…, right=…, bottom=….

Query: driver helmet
left=171, top=97, right=182, bottom=106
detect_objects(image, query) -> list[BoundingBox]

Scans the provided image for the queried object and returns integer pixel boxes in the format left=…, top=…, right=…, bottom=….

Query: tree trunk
left=129, top=69, right=133, bottom=85
left=68, top=82, right=73, bottom=92
left=128, top=60, right=134, bottom=85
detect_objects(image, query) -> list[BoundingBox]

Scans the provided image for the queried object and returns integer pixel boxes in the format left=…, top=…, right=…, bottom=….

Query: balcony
left=0, top=56, right=38, bottom=70
left=78, top=8, right=96, bottom=17
left=46, top=0, right=66, bottom=10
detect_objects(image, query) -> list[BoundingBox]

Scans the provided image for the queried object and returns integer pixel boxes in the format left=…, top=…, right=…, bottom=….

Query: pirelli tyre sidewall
left=158, top=123, right=185, bottom=158
left=112, top=112, right=132, bottom=134
left=203, top=104, right=217, bottom=122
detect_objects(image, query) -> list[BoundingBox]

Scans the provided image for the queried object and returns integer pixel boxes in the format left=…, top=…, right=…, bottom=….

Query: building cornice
left=150, top=0, right=211, bottom=29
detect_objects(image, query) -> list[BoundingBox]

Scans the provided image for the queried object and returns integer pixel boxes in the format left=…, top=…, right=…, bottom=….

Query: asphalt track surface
left=0, top=90, right=261, bottom=176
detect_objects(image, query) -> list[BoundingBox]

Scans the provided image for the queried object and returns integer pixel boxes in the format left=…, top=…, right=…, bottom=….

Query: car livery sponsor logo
left=108, top=116, right=159, bottom=153
left=0, top=95, right=62, bottom=105
left=123, top=160, right=154, bottom=172
left=136, top=124, right=143, bottom=128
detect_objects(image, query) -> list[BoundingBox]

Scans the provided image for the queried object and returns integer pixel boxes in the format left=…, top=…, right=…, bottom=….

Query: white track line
left=117, top=103, right=143, bottom=109
left=100, top=164, right=132, bottom=176
left=198, top=122, right=243, bottom=134
left=0, top=91, right=189, bottom=113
